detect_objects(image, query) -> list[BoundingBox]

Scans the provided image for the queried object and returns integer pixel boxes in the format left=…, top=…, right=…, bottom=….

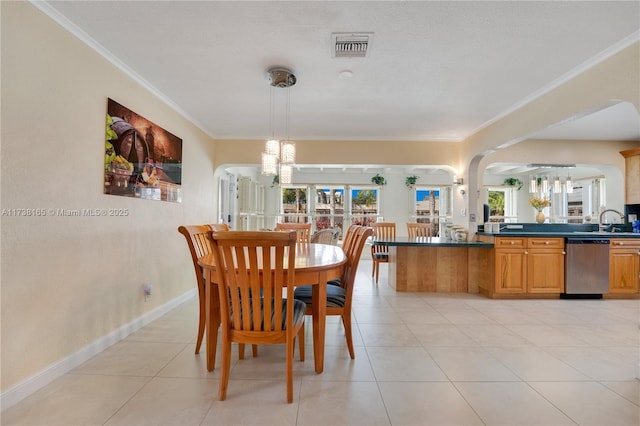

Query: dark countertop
left=477, top=231, right=640, bottom=239
left=476, top=223, right=639, bottom=239
left=372, top=237, right=494, bottom=248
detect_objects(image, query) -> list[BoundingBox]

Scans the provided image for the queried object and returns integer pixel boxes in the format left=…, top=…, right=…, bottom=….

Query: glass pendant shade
left=281, top=142, right=296, bottom=164
left=566, top=176, right=573, bottom=193
left=265, top=139, right=280, bottom=159
left=529, top=176, right=537, bottom=193
left=553, top=176, right=561, bottom=193
left=279, top=164, right=292, bottom=184
left=541, top=176, right=549, bottom=193
left=261, top=152, right=277, bottom=176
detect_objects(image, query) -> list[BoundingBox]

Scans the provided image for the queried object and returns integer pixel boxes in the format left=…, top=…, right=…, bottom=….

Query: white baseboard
left=0, top=289, right=196, bottom=411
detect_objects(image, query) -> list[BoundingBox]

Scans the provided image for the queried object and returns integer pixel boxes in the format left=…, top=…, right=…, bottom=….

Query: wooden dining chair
left=371, top=222, right=396, bottom=284
left=178, top=224, right=257, bottom=361
left=209, top=230, right=305, bottom=403
left=177, top=225, right=214, bottom=354
left=275, top=222, right=312, bottom=243
left=294, top=225, right=373, bottom=359
left=341, top=224, right=360, bottom=254
left=407, top=222, right=432, bottom=238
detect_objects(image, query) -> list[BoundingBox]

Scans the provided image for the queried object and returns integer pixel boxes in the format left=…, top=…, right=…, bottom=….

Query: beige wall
left=462, top=42, right=640, bottom=229
left=1, top=2, right=216, bottom=393
left=214, top=139, right=463, bottom=171
left=2, top=0, right=639, bottom=405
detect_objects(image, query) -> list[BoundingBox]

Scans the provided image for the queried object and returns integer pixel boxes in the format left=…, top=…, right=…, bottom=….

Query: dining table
left=198, top=242, right=347, bottom=374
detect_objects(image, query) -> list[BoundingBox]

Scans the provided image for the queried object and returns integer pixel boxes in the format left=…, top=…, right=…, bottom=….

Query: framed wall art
left=105, top=98, right=182, bottom=202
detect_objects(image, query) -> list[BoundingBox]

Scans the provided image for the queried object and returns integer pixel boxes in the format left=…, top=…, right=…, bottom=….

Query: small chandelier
left=261, top=67, right=296, bottom=184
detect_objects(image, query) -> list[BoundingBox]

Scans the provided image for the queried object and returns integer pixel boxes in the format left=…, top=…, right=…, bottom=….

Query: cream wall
left=2, top=0, right=639, bottom=408
left=461, top=42, right=640, bottom=230
left=1, top=1, right=216, bottom=396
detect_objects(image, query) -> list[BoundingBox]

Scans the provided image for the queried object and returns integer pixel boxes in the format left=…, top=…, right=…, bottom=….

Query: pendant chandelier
left=261, top=67, right=296, bottom=184
left=528, top=174, right=573, bottom=194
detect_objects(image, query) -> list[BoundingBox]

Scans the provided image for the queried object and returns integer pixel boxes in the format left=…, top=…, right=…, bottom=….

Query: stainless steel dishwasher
left=564, top=238, right=610, bottom=298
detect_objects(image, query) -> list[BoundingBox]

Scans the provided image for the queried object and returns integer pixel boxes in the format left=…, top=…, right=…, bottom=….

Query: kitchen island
left=373, top=225, right=640, bottom=297
left=372, top=237, right=494, bottom=292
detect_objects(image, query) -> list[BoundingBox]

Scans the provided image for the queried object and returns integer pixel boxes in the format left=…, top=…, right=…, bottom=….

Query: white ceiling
left=40, top=1, right=640, bottom=144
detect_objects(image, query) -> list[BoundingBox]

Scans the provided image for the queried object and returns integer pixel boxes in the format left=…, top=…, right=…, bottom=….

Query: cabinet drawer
left=495, top=237, right=526, bottom=249
left=527, top=238, right=564, bottom=249
left=610, top=239, right=640, bottom=249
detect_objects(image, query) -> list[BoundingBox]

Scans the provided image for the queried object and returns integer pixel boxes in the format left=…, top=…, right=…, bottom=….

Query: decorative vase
left=535, top=210, right=545, bottom=223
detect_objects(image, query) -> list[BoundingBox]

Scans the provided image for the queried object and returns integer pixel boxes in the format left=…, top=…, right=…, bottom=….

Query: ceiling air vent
left=332, top=32, right=373, bottom=58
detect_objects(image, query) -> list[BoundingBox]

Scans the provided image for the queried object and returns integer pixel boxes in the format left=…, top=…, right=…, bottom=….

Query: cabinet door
left=495, top=249, right=527, bottom=293
left=609, top=248, right=640, bottom=293
left=527, top=249, right=565, bottom=293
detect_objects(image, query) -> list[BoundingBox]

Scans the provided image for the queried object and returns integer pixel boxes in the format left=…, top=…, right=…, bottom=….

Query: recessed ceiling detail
left=332, top=32, right=373, bottom=58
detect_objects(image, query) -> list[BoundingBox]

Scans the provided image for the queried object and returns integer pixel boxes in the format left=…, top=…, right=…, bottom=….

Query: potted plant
left=371, top=173, right=386, bottom=186
left=503, top=177, right=523, bottom=190
left=405, top=175, right=419, bottom=188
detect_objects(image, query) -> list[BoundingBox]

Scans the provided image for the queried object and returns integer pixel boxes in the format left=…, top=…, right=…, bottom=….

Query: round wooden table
left=198, top=243, right=346, bottom=374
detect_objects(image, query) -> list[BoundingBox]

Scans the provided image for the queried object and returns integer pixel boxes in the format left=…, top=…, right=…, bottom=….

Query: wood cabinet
left=620, top=148, right=640, bottom=204
left=494, top=237, right=565, bottom=294
left=527, top=238, right=565, bottom=293
left=609, top=239, right=640, bottom=294
left=494, top=238, right=527, bottom=293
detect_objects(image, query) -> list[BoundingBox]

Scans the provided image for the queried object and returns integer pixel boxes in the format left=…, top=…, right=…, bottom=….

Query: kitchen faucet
left=598, top=209, right=625, bottom=232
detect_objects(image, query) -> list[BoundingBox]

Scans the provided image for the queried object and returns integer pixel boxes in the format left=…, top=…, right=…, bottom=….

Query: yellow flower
left=529, top=196, right=551, bottom=210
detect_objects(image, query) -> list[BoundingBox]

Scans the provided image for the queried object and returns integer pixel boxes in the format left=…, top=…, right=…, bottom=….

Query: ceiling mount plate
left=266, top=67, right=296, bottom=88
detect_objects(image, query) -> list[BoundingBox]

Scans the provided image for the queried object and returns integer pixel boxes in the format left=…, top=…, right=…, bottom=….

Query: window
left=409, top=186, right=451, bottom=236
left=350, top=186, right=379, bottom=226
left=314, top=186, right=345, bottom=232
left=485, top=186, right=517, bottom=223
left=280, top=186, right=308, bottom=223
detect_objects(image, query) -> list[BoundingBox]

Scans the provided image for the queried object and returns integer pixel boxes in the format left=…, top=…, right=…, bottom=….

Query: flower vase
left=535, top=210, right=545, bottom=224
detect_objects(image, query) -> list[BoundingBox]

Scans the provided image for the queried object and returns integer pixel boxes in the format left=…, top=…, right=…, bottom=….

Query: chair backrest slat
left=371, top=222, right=396, bottom=254
left=343, top=226, right=374, bottom=306
left=178, top=224, right=214, bottom=277
left=211, top=230, right=297, bottom=333
left=275, top=222, right=312, bottom=243
left=407, top=222, right=432, bottom=238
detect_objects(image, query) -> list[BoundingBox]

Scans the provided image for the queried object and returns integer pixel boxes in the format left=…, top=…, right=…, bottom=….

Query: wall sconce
left=453, top=176, right=463, bottom=185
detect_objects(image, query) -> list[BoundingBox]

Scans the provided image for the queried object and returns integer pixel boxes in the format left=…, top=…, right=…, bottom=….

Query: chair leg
left=218, top=338, right=232, bottom=401
left=342, top=313, right=355, bottom=359
left=371, top=259, right=376, bottom=277
left=374, top=261, right=380, bottom=284
left=298, top=322, right=305, bottom=361
left=252, top=344, right=259, bottom=357
left=195, top=286, right=206, bottom=354
left=286, top=335, right=294, bottom=403
left=238, top=343, right=245, bottom=360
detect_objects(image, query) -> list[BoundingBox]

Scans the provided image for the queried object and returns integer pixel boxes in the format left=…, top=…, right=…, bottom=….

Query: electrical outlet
left=143, top=283, right=153, bottom=301
left=460, top=208, right=466, bottom=216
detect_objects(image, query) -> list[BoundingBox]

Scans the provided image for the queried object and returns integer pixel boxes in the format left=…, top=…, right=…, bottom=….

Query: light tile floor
left=3, top=259, right=639, bottom=425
